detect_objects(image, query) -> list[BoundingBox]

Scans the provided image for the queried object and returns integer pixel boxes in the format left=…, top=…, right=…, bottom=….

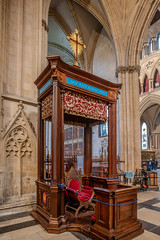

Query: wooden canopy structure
left=31, top=56, right=144, bottom=239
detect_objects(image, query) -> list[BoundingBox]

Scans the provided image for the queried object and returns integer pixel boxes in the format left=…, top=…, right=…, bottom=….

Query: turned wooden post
left=107, top=102, right=117, bottom=190
left=52, top=80, right=64, bottom=182
left=37, top=101, right=44, bottom=180
left=84, top=121, right=92, bottom=176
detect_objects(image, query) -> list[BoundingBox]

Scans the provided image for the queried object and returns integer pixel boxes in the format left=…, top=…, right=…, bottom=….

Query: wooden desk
left=90, top=184, right=144, bottom=240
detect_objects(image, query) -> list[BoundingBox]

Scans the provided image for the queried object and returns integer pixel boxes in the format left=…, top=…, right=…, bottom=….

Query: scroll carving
left=108, top=91, right=118, bottom=100
left=57, top=70, right=66, bottom=83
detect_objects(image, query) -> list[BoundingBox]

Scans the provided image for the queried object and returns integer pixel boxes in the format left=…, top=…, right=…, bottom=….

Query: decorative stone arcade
left=31, top=56, right=144, bottom=239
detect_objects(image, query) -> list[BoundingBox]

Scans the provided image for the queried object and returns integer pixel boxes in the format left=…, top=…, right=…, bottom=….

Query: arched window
left=143, top=74, right=149, bottom=92
left=141, top=122, right=148, bottom=150
left=153, top=69, right=160, bottom=88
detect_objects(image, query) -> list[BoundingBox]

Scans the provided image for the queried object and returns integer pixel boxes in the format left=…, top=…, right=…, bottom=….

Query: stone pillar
left=140, top=83, right=143, bottom=94
left=41, top=0, right=50, bottom=71
left=0, top=0, right=49, bottom=205
left=151, top=37, right=156, bottom=52
left=117, top=65, right=141, bottom=171
left=0, top=0, right=5, bottom=203
left=149, top=78, right=153, bottom=91
left=143, top=42, right=148, bottom=56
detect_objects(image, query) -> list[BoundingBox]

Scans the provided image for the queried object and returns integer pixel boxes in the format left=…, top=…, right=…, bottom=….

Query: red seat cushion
left=81, top=188, right=93, bottom=195
left=78, top=188, right=93, bottom=202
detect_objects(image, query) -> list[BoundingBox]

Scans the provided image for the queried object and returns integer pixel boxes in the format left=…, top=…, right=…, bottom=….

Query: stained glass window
left=141, top=122, right=148, bottom=150
left=154, top=69, right=160, bottom=88
left=99, top=121, right=108, bottom=137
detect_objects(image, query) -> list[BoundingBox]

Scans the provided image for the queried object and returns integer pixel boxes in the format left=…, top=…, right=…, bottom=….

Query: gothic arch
left=73, top=0, right=112, bottom=39
left=3, top=105, right=37, bottom=201
left=100, top=0, right=159, bottom=66
left=152, top=106, right=160, bottom=130
left=150, top=58, right=160, bottom=79
left=140, top=94, right=160, bottom=117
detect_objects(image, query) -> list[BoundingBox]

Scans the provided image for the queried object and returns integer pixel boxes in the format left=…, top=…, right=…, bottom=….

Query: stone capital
left=42, top=19, right=49, bottom=32
left=115, top=65, right=141, bottom=77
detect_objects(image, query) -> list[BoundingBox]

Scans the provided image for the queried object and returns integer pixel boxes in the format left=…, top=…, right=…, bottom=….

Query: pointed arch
left=3, top=106, right=37, bottom=200
left=140, top=94, right=160, bottom=116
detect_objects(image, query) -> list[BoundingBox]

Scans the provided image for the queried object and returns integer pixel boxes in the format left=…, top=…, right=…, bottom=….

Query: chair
left=65, top=167, right=95, bottom=218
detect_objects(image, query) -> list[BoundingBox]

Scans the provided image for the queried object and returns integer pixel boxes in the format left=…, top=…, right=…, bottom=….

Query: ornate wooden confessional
left=31, top=56, right=144, bottom=239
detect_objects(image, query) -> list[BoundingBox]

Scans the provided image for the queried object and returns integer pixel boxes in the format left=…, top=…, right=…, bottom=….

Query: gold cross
left=67, top=29, right=86, bottom=66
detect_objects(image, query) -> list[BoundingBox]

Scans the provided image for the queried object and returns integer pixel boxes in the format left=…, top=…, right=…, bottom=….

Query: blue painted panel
left=67, top=77, right=108, bottom=97
left=39, top=79, right=51, bottom=95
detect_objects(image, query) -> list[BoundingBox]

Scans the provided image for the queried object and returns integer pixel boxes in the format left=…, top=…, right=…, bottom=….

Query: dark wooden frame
left=31, top=56, right=144, bottom=239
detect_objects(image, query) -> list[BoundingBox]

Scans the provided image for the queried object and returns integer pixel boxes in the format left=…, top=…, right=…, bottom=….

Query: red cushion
left=69, top=179, right=80, bottom=191
left=78, top=193, right=90, bottom=202
left=91, top=214, right=96, bottom=221
left=81, top=188, right=93, bottom=196
left=78, top=189, right=93, bottom=202
left=66, top=179, right=80, bottom=201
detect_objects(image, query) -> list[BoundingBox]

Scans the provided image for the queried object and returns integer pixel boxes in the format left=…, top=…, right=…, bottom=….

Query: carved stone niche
left=2, top=104, right=37, bottom=204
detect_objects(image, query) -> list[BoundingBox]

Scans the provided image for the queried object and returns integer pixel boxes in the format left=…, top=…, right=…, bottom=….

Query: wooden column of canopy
left=31, top=56, right=144, bottom=239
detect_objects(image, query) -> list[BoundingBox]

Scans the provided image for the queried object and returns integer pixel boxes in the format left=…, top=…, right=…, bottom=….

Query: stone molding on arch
left=140, top=94, right=160, bottom=117
left=150, top=57, right=160, bottom=80
left=140, top=53, right=160, bottom=86
left=152, top=106, right=160, bottom=131
left=73, top=0, right=112, bottom=39
left=3, top=102, right=36, bottom=139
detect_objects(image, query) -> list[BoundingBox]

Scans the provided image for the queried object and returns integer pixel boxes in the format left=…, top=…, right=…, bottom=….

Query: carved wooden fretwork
left=65, top=167, right=82, bottom=188
left=108, top=91, right=118, bottom=100
left=42, top=94, right=53, bottom=119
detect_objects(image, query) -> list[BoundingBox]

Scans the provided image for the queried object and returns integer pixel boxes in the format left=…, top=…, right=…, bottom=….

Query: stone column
left=117, top=65, right=141, bottom=171
left=0, top=0, right=7, bottom=204
left=143, top=42, right=148, bottom=57
left=40, top=0, right=50, bottom=72
left=140, top=83, right=143, bottom=94
left=151, top=37, right=156, bottom=52
left=149, top=78, right=153, bottom=92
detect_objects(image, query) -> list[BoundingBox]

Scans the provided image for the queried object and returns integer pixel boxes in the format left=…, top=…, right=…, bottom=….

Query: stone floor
left=0, top=190, right=160, bottom=240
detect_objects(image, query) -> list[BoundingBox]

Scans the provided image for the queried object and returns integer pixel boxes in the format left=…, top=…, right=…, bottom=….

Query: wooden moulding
left=31, top=180, right=67, bottom=233
left=90, top=184, right=144, bottom=240
left=31, top=180, right=91, bottom=233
